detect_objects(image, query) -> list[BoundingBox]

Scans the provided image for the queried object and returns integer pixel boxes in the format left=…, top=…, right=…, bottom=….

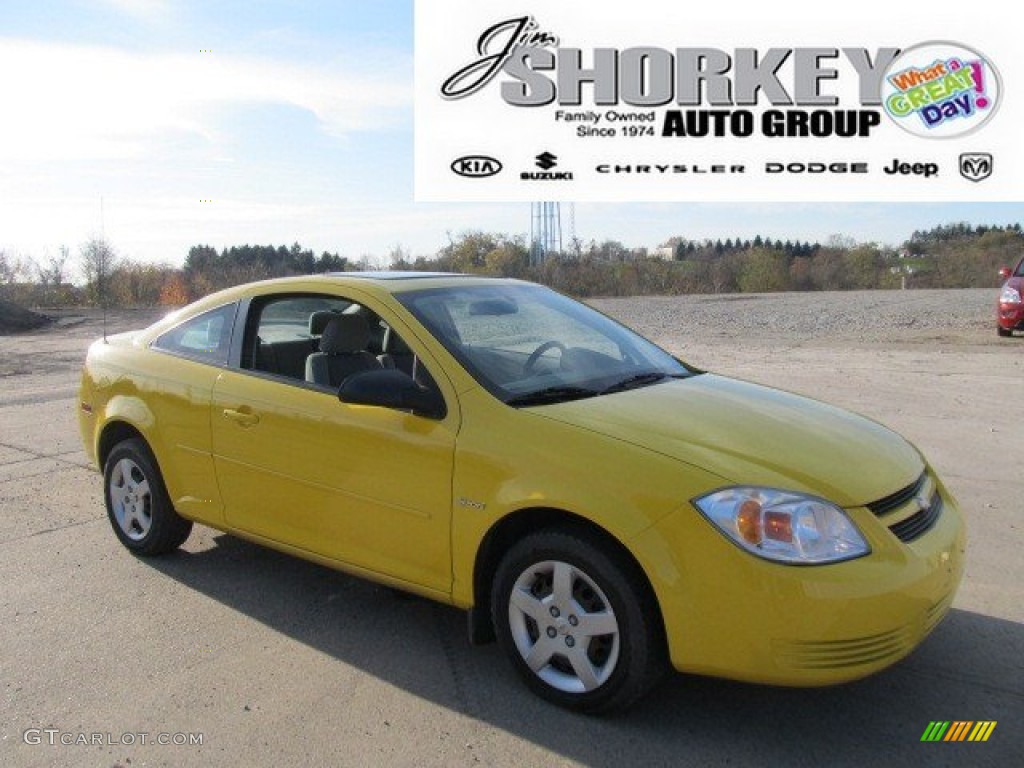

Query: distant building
left=652, top=246, right=675, bottom=261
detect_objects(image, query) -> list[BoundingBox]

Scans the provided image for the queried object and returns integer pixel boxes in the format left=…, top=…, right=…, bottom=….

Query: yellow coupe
left=78, top=274, right=965, bottom=712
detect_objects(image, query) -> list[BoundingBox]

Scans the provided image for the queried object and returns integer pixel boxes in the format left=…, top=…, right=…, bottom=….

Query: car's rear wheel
left=104, top=438, right=192, bottom=555
left=997, top=325, right=1012, bottom=337
left=491, top=529, right=665, bottom=713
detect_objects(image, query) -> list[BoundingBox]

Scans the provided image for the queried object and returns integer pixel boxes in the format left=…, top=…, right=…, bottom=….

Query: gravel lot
left=591, top=287, right=998, bottom=349
left=1, top=288, right=1021, bottom=768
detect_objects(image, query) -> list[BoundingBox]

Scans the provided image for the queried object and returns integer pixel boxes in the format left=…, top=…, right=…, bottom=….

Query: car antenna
left=101, top=268, right=108, bottom=343
left=100, top=197, right=107, bottom=343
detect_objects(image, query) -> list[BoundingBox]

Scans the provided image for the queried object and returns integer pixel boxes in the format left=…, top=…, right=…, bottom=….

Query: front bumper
left=997, top=302, right=1024, bottom=331
left=631, top=479, right=966, bottom=686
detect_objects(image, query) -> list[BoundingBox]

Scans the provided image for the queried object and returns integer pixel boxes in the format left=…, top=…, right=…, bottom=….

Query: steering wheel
left=524, top=340, right=567, bottom=374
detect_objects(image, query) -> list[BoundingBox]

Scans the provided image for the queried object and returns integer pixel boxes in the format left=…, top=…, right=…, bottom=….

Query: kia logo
left=451, top=155, right=503, bottom=178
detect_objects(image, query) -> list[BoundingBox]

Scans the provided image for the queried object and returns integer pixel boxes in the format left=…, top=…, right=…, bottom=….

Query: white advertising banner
left=414, top=0, right=1019, bottom=202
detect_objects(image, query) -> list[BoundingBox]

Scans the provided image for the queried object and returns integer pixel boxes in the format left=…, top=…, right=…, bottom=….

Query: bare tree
left=80, top=237, right=119, bottom=306
left=568, top=235, right=584, bottom=260
left=0, top=250, right=14, bottom=285
left=356, top=253, right=381, bottom=271
left=0, top=250, right=34, bottom=285
left=387, top=243, right=411, bottom=267
left=825, top=233, right=858, bottom=250
left=36, top=246, right=70, bottom=288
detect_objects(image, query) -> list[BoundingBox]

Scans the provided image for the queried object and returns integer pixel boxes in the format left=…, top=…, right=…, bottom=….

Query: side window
left=253, top=295, right=352, bottom=344
left=243, top=295, right=353, bottom=382
left=240, top=293, right=443, bottom=403
left=153, top=303, right=235, bottom=364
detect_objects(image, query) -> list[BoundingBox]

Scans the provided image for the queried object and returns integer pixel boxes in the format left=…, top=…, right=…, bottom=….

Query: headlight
left=1000, top=286, right=1022, bottom=304
left=693, top=487, right=870, bottom=564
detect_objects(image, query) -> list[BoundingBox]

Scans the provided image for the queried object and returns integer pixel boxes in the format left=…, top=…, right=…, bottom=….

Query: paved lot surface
left=1, top=291, right=1021, bottom=767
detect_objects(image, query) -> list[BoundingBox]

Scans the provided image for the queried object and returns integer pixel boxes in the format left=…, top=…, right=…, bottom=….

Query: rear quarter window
left=152, top=303, right=237, bottom=364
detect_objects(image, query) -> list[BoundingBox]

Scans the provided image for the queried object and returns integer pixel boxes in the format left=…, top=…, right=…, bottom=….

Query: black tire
left=997, top=325, right=1012, bottom=337
left=103, top=438, right=192, bottom=555
left=491, top=528, right=666, bottom=713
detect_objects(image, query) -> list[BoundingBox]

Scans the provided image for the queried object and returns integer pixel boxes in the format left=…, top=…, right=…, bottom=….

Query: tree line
left=397, top=224, right=1021, bottom=296
left=1, top=223, right=1020, bottom=309
left=0, top=241, right=349, bottom=308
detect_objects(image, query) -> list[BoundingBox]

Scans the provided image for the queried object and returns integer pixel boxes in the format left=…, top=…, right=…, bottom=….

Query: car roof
left=332, top=271, right=476, bottom=281
left=257, top=271, right=520, bottom=295
left=142, top=272, right=527, bottom=338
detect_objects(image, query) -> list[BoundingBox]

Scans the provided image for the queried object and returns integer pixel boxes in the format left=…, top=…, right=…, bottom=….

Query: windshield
left=398, top=283, right=696, bottom=405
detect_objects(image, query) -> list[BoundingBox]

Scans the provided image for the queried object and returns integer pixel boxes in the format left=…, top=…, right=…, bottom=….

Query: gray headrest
left=309, top=310, right=340, bottom=336
left=320, top=315, right=371, bottom=355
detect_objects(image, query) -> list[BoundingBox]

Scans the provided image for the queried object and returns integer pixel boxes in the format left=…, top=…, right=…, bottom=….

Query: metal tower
left=530, top=202, right=562, bottom=265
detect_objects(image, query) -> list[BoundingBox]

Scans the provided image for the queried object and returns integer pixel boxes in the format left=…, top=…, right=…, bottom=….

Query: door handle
left=222, top=407, right=260, bottom=427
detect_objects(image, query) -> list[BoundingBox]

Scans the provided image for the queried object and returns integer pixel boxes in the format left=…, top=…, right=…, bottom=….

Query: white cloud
left=0, top=39, right=410, bottom=164
left=97, top=0, right=172, bottom=22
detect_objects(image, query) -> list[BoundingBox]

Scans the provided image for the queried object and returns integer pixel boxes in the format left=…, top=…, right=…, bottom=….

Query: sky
left=0, top=0, right=1021, bottom=269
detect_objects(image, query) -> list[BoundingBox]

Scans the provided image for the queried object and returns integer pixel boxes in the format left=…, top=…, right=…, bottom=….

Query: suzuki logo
left=959, top=153, right=993, bottom=182
left=535, top=151, right=558, bottom=170
left=451, top=155, right=503, bottom=178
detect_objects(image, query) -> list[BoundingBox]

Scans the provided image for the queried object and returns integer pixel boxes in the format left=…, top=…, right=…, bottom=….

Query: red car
left=998, top=257, right=1024, bottom=337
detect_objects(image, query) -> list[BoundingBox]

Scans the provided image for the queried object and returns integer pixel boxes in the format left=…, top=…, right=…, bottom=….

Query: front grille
left=867, top=473, right=927, bottom=516
left=889, top=493, right=943, bottom=542
left=865, top=472, right=943, bottom=544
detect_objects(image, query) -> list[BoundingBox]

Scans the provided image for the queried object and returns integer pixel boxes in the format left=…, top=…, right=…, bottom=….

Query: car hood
left=531, top=374, right=924, bottom=508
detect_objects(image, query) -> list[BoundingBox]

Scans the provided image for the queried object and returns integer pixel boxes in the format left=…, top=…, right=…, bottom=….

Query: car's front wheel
left=997, top=325, right=1012, bottom=337
left=104, top=438, right=192, bottom=555
left=491, top=529, right=665, bottom=712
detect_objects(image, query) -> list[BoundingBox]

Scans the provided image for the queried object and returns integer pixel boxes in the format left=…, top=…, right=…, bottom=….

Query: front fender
left=449, top=388, right=727, bottom=607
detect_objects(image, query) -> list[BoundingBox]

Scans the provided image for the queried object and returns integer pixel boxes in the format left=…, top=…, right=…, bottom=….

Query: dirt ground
left=1, top=291, right=1021, bottom=767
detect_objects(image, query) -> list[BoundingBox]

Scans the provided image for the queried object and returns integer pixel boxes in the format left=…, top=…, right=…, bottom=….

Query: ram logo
left=451, top=155, right=503, bottom=178
left=959, top=153, right=993, bottom=182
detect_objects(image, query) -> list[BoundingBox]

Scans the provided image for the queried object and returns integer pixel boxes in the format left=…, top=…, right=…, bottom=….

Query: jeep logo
left=451, top=155, right=502, bottom=178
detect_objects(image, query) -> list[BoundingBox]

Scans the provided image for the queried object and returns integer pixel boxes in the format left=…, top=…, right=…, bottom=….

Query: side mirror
left=999, top=267, right=1012, bottom=280
left=338, top=369, right=446, bottom=419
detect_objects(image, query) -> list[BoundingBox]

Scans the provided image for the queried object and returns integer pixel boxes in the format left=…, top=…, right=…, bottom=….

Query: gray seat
left=305, top=315, right=381, bottom=388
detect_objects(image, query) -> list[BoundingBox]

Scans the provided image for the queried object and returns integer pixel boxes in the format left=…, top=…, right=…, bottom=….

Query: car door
left=209, top=291, right=459, bottom=594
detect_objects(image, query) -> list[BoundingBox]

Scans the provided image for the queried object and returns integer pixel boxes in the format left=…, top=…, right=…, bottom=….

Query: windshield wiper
left=506, top=386, right=600, bottom=407
left=600, top=371, right=679, bottom=394
left=507, top=372, right=685, bottom=406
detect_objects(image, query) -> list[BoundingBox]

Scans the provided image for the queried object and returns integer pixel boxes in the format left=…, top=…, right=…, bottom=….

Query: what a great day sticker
left=882, top=41, right=1000, bottom=138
